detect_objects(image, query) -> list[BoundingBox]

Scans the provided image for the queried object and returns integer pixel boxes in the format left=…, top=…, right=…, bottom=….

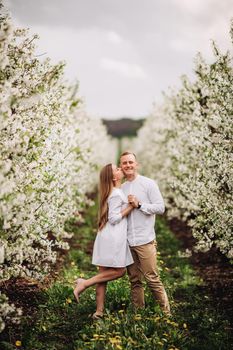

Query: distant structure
left=102, top=118, right=145, bottom=138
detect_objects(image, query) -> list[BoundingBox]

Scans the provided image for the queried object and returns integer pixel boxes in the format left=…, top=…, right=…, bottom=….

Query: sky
left=4, top=0, right=233, bottom=119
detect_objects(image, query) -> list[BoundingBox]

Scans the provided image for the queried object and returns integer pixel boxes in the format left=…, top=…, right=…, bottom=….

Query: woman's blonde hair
left=98, top=163, right=114, bottom=230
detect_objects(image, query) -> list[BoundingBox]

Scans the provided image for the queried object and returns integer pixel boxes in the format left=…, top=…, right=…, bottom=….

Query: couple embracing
left=74, top=151, right=170, bottom=318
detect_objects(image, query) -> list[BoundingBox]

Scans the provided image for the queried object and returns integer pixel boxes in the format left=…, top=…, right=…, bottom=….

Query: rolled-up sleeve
left=140, top=181, right=165, bottom=215
left=108, top=194, right=123, bottom=224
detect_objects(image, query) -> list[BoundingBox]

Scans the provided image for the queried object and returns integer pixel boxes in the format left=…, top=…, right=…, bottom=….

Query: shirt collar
left=126, top=174, right=140, bottom=183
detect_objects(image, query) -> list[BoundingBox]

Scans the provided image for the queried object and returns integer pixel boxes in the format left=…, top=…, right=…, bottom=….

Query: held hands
left=128, top=194, right=139, bottom=208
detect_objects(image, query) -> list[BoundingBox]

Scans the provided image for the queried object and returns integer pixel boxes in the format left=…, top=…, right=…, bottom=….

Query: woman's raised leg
left=74, top=266, right=125, bottom=302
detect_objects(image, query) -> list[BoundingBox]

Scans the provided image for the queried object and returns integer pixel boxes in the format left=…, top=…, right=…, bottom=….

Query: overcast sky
left=5, top=0, right=233, bottom=119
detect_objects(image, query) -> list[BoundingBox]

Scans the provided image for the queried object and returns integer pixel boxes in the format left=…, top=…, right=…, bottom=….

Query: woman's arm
left=108, top=194, right=134, bottom=224
left=121, top=204, right=134, bottom=218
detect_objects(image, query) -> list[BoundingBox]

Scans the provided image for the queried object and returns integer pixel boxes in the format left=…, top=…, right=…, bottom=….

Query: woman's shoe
left=92, top=311, right=103, bottom=320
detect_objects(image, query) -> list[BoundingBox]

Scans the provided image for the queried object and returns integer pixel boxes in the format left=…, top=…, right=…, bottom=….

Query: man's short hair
left=120, top=151, right=137, bottom=160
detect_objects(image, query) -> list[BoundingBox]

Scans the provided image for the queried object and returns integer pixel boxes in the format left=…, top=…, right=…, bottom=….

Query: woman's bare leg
left=95, top=267, right=107, bottom=315
left=95, top=283, right=106, bottom=315
left=74, top=267, right=125, bottom=301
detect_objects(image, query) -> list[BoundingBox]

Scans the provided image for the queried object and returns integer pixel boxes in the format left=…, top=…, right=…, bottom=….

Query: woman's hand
left=128, top=194, right=139, bottom=208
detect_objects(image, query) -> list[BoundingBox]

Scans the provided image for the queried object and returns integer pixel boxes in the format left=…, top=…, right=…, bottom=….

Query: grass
left=1, top=198, right=232, bottom=350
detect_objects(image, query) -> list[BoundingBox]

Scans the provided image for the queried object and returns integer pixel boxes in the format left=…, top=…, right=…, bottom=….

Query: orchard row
left=0, top=17, right=116, bottom=331
left=134, top=21, right=233, bottom=260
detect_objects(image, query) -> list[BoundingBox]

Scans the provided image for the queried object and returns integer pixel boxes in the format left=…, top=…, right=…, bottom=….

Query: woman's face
left=112, top=164, right=124, bottom=181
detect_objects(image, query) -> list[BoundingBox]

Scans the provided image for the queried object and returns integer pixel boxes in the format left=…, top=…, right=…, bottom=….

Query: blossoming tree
left=135, top=23, right=233, bottom=260
left=0, top=16, right=117, bottom=331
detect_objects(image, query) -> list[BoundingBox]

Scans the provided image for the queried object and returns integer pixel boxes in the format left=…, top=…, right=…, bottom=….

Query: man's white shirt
left=121, top=175, right=165, bottom=247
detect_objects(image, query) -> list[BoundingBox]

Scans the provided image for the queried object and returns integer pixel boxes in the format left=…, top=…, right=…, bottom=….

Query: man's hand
left=128, top=194, right=139, bottom=208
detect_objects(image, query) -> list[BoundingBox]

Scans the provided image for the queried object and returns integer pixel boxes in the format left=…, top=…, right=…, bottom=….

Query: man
left=120, top=151, right=170, bottom=315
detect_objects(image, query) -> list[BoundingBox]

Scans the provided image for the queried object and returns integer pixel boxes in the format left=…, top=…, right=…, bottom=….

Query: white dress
left=92, top=188, right=134, bottom=267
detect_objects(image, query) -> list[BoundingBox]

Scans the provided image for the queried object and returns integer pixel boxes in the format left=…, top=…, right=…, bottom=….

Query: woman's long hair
left=98, top=163, right=113, bottom=230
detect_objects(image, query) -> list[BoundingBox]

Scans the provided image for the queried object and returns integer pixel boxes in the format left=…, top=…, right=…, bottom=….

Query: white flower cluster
left=135, top=26, right=233, bottom=259
left=0, top=291, right=22, bottom=332
left=0, top=16, right=117, bottom=286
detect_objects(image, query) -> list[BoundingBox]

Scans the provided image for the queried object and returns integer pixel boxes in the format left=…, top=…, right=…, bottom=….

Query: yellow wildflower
left=134, top=314, right=142, bottom=321
left=109, top=337, right=121, bottom=345
left=15, top=340, right=22, bottom=347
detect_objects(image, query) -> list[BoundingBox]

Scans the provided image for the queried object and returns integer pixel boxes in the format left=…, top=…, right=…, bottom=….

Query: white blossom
left=134, top=24, right=233, bottom=260
left=0, top=15, right=117, bottom=300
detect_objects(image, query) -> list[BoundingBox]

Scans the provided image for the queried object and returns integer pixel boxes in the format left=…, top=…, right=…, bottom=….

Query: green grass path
left=1, top=199, right=232, bottom=350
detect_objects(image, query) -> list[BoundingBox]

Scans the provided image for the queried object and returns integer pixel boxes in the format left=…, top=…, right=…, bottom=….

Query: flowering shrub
left=0, top=16, right=117, bottom=286
left=0, top=292, right=22, bottom=332
left=135, top=23, right=233, bottom=259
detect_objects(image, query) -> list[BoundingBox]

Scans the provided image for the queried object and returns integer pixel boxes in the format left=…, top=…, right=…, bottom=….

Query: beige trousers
left=127, top=240, right=170, bottom=314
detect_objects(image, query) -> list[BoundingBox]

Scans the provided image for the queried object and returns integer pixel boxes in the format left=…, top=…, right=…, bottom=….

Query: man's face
left=120, top=154, right=138, bottom=177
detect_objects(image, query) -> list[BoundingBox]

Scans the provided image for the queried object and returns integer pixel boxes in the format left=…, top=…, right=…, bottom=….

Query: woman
left=73, top=163, right=134, bottom=318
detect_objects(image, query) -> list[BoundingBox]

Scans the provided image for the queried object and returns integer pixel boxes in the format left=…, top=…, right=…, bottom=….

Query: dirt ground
left=168, top=218, right=233, bottom=327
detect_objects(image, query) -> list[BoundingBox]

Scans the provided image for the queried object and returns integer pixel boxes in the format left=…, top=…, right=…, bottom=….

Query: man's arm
left=128, top=181, right=165, bottom=215
left=141, top=181, right=165, bottom=215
